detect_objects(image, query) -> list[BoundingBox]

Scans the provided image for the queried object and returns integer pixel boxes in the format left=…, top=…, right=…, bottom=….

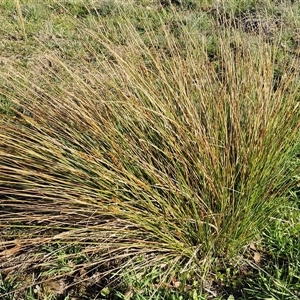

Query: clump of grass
left=0, top=7, right=299, bottom=298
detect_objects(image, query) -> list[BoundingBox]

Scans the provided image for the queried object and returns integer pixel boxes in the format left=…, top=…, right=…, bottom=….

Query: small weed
left=0, top=95, right=14, bottom=116
left=0, top=274, right=19, bottom=300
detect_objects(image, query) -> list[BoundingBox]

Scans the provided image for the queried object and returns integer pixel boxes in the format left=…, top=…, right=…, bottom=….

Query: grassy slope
left=0, top=1, right=300, bottom=299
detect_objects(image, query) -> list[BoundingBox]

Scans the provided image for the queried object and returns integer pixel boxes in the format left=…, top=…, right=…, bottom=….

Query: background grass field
left=0, top=1, right=300, bottom=299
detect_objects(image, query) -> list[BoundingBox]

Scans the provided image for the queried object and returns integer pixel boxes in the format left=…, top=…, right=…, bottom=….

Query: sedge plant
left=0, top=7, right=299, bottom=298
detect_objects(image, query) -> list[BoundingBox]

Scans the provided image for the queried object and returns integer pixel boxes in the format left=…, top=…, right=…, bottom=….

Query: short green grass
left=0, top=1, right=300, bottom=299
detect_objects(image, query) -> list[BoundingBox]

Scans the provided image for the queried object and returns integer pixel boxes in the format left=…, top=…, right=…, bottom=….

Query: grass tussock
left=0, top=8, right=300, bottom=298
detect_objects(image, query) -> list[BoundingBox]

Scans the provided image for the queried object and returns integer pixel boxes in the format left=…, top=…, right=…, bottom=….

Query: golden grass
left=14, top=0, right=27, bottom=41
left=0, top=8, right=299, bottom=297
